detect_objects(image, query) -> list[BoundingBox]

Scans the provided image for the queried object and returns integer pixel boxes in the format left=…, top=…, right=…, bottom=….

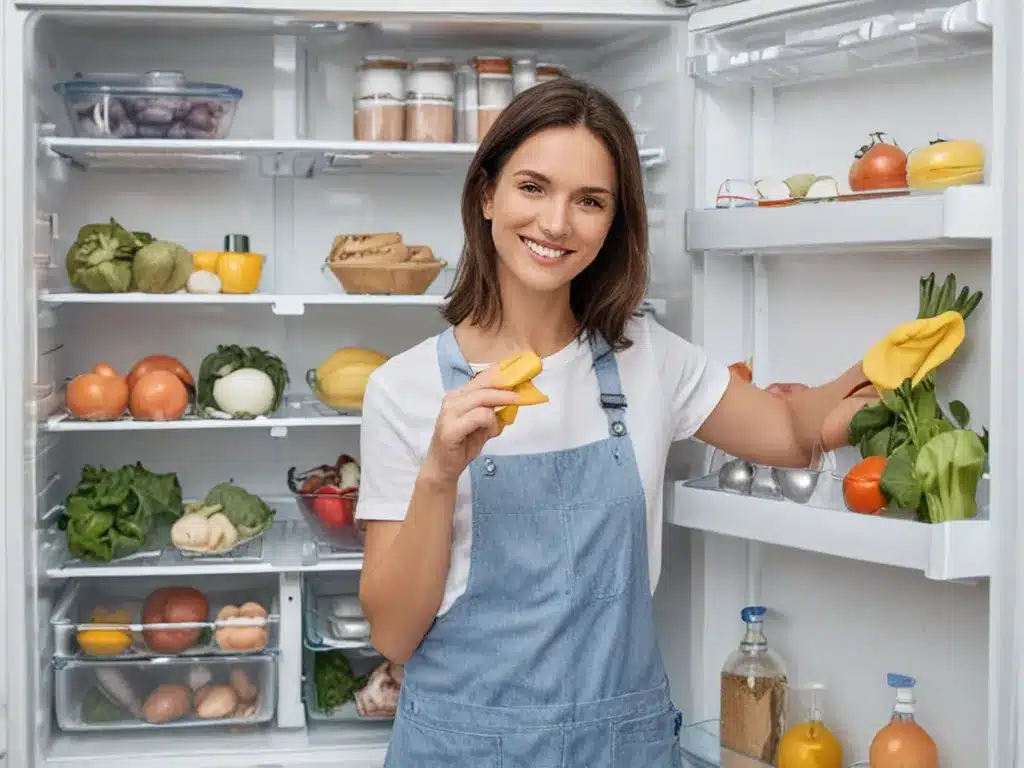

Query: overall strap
left=436, top=326, right=474, bottom=393
left=588, top=333, right=629, bottom=438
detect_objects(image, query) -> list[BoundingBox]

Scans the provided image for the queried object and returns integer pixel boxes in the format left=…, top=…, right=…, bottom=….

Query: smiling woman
left=354, top=78, right=867, bottom=768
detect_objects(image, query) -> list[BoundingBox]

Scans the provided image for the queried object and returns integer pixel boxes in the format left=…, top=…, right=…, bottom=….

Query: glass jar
left=455, top=64, right=478, bottom=144
left=720, top=606, right=789, bottom=767
left=354, top=55, right=407, bottom=142
left=473, top=56, right=513, bottom=141
left=513, top=58, right=537, bottom=95
left=536, top=63, right=568, bottom=84
left=776, top=684, right=843, bottom=768
left=405, top=58, right=455, bottom=143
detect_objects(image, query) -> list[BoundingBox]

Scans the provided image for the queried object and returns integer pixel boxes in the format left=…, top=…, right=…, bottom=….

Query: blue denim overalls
left=384, top=327, right=682, bottom=767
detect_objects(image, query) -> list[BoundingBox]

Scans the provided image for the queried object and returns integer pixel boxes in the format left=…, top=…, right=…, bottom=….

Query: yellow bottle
left=776, top=684, right=843, bottom=768
left=216, top=234, right=264, bottom=294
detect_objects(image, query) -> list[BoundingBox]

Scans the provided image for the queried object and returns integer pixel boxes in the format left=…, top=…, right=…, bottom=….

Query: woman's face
left=483, top=125, right=617, bottom=298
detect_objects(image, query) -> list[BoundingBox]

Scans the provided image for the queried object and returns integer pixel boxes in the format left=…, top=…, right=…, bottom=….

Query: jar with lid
left=473, top=56, right=514, bottom=141
left=354, top=55, right=407, bottom=142
left=455, top=64, right=478, bottom=144
left=405, top=58, right=455, bottom=143
left=513, top=58, right=537, bottom=95
left=720, top=606, right=789, bottom=767
left=536, top=63, right=568, bottom=84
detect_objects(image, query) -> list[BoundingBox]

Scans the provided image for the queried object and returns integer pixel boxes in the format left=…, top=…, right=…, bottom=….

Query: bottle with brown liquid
left=720, top=606, right=788, bottom=767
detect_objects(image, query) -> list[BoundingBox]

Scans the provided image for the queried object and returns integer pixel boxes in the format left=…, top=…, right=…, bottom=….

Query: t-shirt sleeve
left=647, top=318, right=731, bottom=442
left=355, top=372, right=421, bottom=522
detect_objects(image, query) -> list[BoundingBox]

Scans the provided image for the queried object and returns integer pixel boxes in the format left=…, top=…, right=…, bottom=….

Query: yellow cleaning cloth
left=862, top=310, right=966, bottom=390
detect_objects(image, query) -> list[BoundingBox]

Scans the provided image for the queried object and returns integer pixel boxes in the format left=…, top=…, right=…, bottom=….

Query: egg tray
left=51, top=580, right=279, bottom=661
left=685, top=459, right=841, bottom=508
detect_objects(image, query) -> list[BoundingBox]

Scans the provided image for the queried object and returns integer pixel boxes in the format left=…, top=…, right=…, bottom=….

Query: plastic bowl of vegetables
left=287, top=455, right=363, bottom=551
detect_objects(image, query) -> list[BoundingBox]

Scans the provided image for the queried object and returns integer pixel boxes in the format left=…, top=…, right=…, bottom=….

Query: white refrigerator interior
left=0, top=0, right=1020, bottom=766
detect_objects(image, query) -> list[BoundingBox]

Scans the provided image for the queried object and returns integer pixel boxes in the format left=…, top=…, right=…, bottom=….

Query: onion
left=129, top=370, right=189, bottom=421
left=66, top=365, right=129, bottom=421
left=127, top=355, right=194, bottom=391
left=849, top=132, right=908, bottom=192
left=212, top=368, right=277, bottom=416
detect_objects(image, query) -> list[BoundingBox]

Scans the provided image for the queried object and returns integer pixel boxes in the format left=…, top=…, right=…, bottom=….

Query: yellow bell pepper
left=216, top=252, right=264, bottom=294
left=192, top=250, right=221, bottom=273
left=863, top=310, right=966, bottom=390
left=77, top=608, right=133, bottom=657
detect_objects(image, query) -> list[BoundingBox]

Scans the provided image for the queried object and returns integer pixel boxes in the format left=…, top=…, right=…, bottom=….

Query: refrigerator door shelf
left=686, top=185, right=993, bottom=253
left=688, top=0, right=992, bottom=87
left=669, top=471, right=992, bottom=581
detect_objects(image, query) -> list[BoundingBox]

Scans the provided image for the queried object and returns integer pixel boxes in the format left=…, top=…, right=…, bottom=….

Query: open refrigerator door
left=1, top=2, right=689, bottom=766
left=675, top=0, right=1020, bottom=766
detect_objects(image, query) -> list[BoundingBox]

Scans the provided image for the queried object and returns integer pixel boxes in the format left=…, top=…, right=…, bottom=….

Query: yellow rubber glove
left=862, top=310, right=966, bottom=391
left=489, top=351, right=549, bottom=432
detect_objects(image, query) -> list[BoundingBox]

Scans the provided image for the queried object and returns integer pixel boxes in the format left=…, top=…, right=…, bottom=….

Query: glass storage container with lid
left=405, top=57, right=455, bottom=143
left=473, top=56, right=514, bottom=141
left=354, top=55, right=408, bottom=142
left=720, top=606, right=789, bottom=767
left=536, top=63, right=568, bottom=84
left=54, top=70, right=243, bottom=139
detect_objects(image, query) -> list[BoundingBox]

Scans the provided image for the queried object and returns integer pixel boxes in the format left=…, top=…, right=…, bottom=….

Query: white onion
left=212, top=368, right=277, bottom=416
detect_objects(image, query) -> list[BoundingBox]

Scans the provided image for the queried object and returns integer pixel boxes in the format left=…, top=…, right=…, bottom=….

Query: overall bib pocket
left=387, top=712, right=503, bottom=768
left=567, top=496, right=638, bottom=601
left=610, top=709, right=681, bottom=768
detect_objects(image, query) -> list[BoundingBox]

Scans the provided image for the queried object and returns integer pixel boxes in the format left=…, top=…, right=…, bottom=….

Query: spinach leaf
left=880, top=443, right=921, bottom=510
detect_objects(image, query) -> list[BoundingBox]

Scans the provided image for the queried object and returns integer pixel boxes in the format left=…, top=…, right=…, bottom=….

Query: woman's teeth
left=523, top=237, right=568, bottom=260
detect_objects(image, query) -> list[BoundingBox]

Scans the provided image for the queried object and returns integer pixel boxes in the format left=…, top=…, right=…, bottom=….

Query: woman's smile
left=519, top=234, right=574, bottom=263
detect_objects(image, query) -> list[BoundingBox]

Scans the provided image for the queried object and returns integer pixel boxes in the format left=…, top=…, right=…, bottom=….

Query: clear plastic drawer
left=55, top=653, right=277, bottom=731
left=51, top=577, right=279, bottom=660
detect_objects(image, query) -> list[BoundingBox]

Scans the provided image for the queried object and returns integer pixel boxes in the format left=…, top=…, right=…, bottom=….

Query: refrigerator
left=0, top=0, right=1019, bottom=765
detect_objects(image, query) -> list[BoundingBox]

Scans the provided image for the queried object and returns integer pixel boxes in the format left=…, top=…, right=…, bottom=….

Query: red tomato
left=310, top=485, right=355, bottom=528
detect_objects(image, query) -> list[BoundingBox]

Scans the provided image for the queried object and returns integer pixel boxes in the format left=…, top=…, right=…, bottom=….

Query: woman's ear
left=481, top=190, right=494, bottom=221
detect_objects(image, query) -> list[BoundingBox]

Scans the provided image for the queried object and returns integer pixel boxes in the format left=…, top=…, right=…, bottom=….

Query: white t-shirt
left=355, top=314, right=731, bottom=616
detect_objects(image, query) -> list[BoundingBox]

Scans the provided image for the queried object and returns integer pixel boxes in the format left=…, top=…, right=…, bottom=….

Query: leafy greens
left=58, top=463, right=182, bottom=562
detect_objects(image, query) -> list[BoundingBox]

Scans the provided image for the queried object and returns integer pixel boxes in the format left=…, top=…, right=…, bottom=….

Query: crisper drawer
left=55, top=653, right=276, bottom=732
left=51, top=578, right=279, bottom=660
left=302, top=572, right=371, bottom=651
left=303, top=646, right=398, bottom=724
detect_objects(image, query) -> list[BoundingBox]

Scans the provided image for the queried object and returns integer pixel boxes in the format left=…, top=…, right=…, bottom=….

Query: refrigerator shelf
left=41, top=137, right=667, bottom=176
left=46, top=509, right=365, bottom=578
left=44, top=395, right=362, bottom=434
left=688, top=0, right=992, bottom=87
left=46, top=722, right=391, bottom=767
left=40, top=292, right=668, bottom=317
left=669, top=473, right=992, bottom=581
left=686, top=185, right=992, bottom=253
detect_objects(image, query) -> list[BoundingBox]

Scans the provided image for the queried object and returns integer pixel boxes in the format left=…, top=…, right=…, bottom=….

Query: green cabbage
left=131, top=240, right=193, bottom=293
left=65, top=218, right=153, bottom=293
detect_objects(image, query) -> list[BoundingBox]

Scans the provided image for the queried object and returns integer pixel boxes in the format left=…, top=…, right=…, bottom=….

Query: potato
left=142, top=684, right=191, bottom=724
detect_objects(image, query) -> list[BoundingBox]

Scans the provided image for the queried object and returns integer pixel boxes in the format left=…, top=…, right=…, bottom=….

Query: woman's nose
left=538, top=201, right=571, bottom=239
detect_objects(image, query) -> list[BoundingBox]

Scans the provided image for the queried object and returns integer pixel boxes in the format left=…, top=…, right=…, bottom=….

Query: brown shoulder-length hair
left=441, top=78, right=648, bottom=351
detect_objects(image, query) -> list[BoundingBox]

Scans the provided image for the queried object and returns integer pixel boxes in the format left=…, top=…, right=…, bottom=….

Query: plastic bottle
left=868, top=674, right=938, bottom=768
left=720, top=606, right=788, bottom=766
left=776, top=683, right=843, bottom=768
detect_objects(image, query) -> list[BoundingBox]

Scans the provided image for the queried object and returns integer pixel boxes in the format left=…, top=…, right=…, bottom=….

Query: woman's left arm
left=696, top=363, right=867, bottom=469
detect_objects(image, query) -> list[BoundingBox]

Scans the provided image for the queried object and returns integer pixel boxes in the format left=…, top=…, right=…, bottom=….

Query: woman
left=356, top=79, right=867, bottom=766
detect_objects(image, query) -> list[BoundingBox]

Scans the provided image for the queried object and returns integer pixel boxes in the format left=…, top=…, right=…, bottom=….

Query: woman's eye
left=520, top=183, right=542, bottom=194
left=579, top=197, right=602, bottom=208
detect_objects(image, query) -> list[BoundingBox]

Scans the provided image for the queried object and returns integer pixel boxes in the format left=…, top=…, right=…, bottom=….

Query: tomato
left=849, top=132, right=907, bottom=192
left=310, top=485, right=355, bottom=528
left=843, top=456, right=889, bottom=515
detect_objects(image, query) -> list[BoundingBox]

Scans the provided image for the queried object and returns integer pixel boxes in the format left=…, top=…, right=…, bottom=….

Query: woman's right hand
left=420, top=367, right=521, bottom=487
